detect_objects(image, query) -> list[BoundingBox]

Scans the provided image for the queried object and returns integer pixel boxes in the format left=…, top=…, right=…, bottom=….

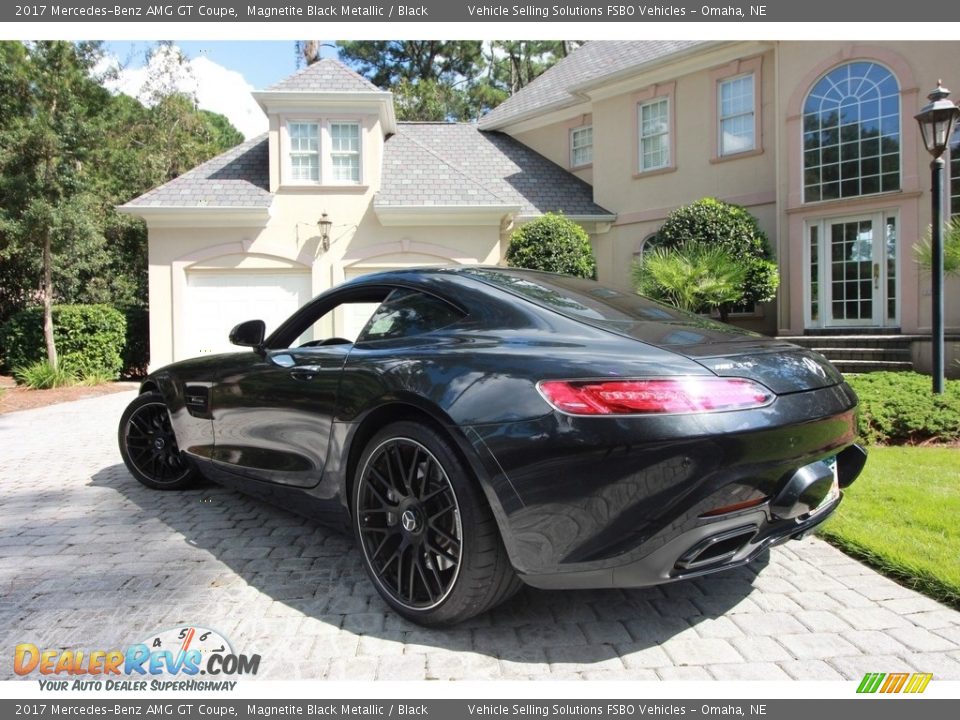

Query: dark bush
left=0, top=304, right=126, bottom=379
left=846, top=372, right=960, bottom=445
left=119, top=305, right=149, bottom=378
left=506, top=212, right=597, bottom=279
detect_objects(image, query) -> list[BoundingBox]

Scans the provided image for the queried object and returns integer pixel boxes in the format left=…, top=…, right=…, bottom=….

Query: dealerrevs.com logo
left=14, top=626, right=260, bottom=691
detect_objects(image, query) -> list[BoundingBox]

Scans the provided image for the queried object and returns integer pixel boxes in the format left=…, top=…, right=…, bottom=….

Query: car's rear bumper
left=517, top=444, right=864, bottom=590
left=464, top=382, right=864, bottom=588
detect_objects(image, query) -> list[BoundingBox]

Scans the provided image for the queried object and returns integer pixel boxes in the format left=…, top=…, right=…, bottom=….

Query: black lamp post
left=915, top=81, right=960, bottom=394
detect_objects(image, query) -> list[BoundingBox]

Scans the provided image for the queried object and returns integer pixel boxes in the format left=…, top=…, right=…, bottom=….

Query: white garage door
left=184, top=270, right=313, bottom=358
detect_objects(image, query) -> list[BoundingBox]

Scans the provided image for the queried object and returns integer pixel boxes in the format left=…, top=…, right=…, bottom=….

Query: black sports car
left=118, top=267, right=866, bottom=625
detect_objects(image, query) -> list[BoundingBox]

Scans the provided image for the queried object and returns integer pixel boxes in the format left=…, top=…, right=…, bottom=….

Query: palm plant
left=632, top=242, right=747, bottom=321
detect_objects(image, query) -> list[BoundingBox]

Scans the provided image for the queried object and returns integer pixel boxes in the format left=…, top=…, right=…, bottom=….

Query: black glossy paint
left=140, top=267, right=864, bottom=588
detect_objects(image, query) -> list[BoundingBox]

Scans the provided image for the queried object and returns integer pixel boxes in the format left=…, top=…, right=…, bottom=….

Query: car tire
left=118, top=391, right=199, bottom=491
left=352, top=420, right=521, bottom=626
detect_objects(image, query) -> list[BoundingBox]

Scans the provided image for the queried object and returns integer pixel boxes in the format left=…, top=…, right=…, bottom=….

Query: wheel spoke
left=429, top=523, right=460, bottom=549
left=357, top=436, right=463, bottom=610
left=427, top=541, right=458, bottom=565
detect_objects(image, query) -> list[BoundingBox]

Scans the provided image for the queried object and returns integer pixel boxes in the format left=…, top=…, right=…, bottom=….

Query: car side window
left=357, top=289, right=464, bottom=343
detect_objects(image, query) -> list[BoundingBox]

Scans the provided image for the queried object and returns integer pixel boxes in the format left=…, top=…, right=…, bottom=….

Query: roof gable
left=479, top=41, right=708, bottom=129
left=264, top=57, right=380, bottom=93
left=377, top=123, right=613, bottom=219
left=121, top=134, right=271, bottom=210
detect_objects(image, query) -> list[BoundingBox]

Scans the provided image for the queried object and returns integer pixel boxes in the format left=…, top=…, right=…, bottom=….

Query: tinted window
left=464, top=269, right=672, bottom=323
left=357, top=289, right=464, bottom=342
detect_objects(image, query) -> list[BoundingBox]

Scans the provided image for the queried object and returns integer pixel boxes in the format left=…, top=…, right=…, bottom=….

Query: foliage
left=632, top=243, right=748, bottom=314
left=0, top=40, right=243, bottom=343
left=1, top=305, right=127, bottom=379
left=120, top=305, right=150, bottom=378
left=845, top=372, right=960, bottom=445
left=505, top=213, right=597, bottom=279
left=819, top=446, right=960, bottom=608
left=328, top=40, right=579, bottom=121
left=13, top=360, right=78, bottom=389
left=914, top=216, right=960, bottom=277
left=651, top=198, right=780, bottom=318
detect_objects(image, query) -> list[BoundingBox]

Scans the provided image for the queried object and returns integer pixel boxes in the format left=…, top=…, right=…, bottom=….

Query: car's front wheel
left=352, top=421, right=520, bottom=625
left=118, top=391, right=198, bottom=490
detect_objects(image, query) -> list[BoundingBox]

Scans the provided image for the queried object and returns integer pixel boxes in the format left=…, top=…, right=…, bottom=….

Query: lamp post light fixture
left=915, top=80, right=960, bottom=394
left=318, top=212, right=333, bottom=252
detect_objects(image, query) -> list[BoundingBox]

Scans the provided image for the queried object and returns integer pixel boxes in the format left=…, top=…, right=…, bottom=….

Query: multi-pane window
left=950, top=129, right=960, bottom=218
left=802, top=62, right=901, bottom=202
left=330, top=122, right=361, bottom=183
left=288, top=122, right=320, bottom=182
left=571, top=126, right=593, bottom=167
left=639, top=98, right=670, bottom=171
left=719, top=74, right=755, bottom=155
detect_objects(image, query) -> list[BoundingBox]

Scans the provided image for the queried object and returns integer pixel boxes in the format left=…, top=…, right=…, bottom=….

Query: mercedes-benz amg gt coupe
left=118, top=267, right=866, bottom=625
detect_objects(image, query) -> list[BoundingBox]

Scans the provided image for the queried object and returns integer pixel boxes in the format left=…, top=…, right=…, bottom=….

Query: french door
left=807, top=212, right=899, bottom=329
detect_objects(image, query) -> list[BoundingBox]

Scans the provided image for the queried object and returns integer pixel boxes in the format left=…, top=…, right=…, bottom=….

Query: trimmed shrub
left=0, top=304, right=126, bottom=379
left=655, top=197, right=779, bottom=307
left=506, top=212, right=597, bottom=279
left=846, top=372, right=960, bottom=445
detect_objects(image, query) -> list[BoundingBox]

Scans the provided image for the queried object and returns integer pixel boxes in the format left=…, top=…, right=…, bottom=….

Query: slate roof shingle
left=263, top=57, right=381, bottom=93
left=122, top=134, right=271, bottom=209
left=479, top=40, right=709, bottom=129
left=377, top=123, right=613, bottom=218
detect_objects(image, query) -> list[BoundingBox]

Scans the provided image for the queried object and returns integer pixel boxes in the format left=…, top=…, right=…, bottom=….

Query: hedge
left=0, top=304, right=127, bottom=379
left=845, top=372, right=960, bottom=445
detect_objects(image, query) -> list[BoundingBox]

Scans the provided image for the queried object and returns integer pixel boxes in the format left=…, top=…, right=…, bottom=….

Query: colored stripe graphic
left=903, top=673, right=933, bottom=694
left=880, top=673, right=909, bottom=693
left=857, top=672, right=885, bottom=693
left=857, top=672, right=932, bottom=694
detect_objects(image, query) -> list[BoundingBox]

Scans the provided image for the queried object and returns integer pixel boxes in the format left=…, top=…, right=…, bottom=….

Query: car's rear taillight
left=538, top=378, right=774, bottom=416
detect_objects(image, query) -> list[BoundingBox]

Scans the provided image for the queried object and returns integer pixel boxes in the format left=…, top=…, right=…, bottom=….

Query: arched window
left=802, top=62, right=901, bottom=202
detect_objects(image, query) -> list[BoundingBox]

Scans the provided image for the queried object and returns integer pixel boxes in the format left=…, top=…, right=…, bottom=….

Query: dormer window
left=331, top=122, right=361, bottom=183
left=289, top=122, right=321, bottom=181
left=281, top=118, right=364, bottom=187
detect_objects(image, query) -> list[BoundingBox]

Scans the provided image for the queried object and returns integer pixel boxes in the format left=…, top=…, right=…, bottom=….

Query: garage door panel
left=184, top=271, right=312, bottom=358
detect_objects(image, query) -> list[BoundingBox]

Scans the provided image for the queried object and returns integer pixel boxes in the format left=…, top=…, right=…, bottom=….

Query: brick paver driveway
left=2, top=391, right=959, bottom=681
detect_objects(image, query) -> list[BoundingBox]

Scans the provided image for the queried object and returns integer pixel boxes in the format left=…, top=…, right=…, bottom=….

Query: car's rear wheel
left=352, top=421, right=520, bottom=625
left=119, top=392, right=198, bottom=490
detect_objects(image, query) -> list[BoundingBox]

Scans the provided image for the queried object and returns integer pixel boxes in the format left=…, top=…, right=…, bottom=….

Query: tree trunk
left=42, top=227, right=58, bottom=368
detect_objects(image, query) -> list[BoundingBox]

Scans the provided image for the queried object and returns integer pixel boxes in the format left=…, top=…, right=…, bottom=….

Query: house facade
left=122, top=42, right=960, bottom=371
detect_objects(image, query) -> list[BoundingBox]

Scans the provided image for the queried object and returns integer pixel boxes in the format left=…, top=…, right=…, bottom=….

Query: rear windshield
left=463, top=268, right=684, bottom=324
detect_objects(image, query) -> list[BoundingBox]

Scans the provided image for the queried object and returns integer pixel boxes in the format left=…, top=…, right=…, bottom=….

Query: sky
left=102, top=41, right=340, bottom=139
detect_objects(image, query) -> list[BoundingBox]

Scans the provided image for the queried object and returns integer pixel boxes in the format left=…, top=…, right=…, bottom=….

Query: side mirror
left=229, top=319, right=266, bottom=349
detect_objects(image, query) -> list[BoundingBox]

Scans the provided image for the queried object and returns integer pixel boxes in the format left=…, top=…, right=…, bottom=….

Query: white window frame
left=570, top=125, right=593, bottom=168
left=639, top=97, right=671, bottom=172
left=329, top=121, right=362, bottom=185
left=286, top=120, right=321, bottom=184
left=718, top=73, right=756, bottom=156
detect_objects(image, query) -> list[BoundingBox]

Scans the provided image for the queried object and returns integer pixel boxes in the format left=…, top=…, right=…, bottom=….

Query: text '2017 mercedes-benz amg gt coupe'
left=119, top=267, right=866, bottom=625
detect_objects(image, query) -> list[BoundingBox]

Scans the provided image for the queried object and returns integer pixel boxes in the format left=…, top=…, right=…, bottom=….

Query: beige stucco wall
left=774, top=41, right=960, bottom=335
left=146, top=189, right=502, bottom=368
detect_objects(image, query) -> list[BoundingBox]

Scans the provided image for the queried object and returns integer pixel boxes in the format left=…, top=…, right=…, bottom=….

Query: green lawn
left=818, top=446, right=960, bottom=608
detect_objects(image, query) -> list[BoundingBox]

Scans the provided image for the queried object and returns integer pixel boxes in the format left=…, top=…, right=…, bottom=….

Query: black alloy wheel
left=119, top=392, right=197, bottom=490
left=356, top=436, right=463, bottom=610
left=353, top=421, right=521, bottom=626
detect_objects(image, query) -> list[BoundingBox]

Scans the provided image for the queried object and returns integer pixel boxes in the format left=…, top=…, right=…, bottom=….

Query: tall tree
left=329, top=40, right=581, bottom=121
left=0, top=41, right=110, bottom=367
left=0, top=41, right=244, bottom=354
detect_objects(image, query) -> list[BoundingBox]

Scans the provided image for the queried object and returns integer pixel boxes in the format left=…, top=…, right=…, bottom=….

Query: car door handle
left=290, top=365, right=324, bottom=381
